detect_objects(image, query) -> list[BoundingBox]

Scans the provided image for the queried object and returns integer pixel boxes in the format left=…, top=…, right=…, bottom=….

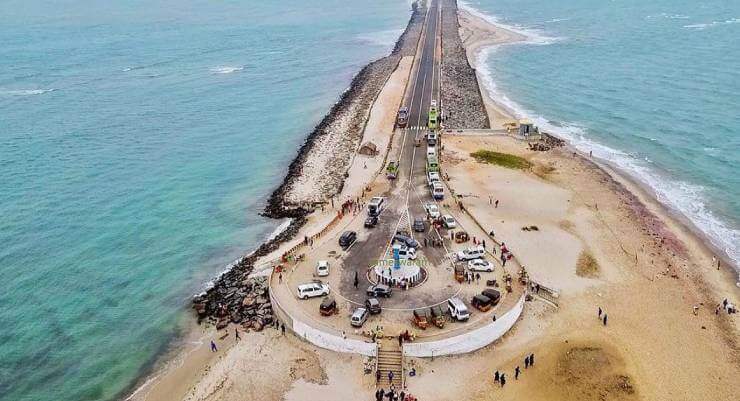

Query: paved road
left=339, top=0, right=457, bottom=307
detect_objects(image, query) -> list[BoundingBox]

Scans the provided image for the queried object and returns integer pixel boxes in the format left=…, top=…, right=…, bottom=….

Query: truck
left=386, top=161, right=398, bottom=179
left=426, top=155, right=439, bottom=173
left=428, top=104, right=439, bottom=129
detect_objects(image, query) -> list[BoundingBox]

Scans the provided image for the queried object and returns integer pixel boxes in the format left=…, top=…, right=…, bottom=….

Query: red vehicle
left=397, top=106, right=408, bottom=128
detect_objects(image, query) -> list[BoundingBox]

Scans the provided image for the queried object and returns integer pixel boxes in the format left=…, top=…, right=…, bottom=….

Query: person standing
left=603, top=314, right=608, bottom=326
left=494, top=370, right=500, bottom=382
left=235, top=328, right=241, bottom=341
left=598, top=306, right=602, bottom=318
left=495, top=199, right=499, bottom=208
left=376, top=369, right=382, bottom=383
left=500, top=373, right=506, bottom=387
left=529, top=353, right=535, bottom=366
left=515, top=366, right=520, bottom=380
left=388, top=370, right=394, bottom=384
left=210, top=340, right=218, bottom=352
left=524, top=355, right=529, bottom=368
left=281, top=323, right=286, bottom=335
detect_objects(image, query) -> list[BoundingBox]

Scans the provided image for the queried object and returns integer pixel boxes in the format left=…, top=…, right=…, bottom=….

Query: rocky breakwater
left=263, top=1, right=426, bottom=218
left=192, top=215, right=305, bottom=329
left=440, top=0, right=489, bottom=129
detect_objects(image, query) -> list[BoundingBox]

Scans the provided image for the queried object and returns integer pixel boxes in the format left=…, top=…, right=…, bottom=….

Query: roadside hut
left=359, top=142, right=378, bottom=156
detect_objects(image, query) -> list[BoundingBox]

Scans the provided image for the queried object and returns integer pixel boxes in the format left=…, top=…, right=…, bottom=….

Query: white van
left=368, top=196, right=385, bottom=217
left=430, top=181, right=444, bottom=200
left=350, top=307, right=369, bottom=327
left=426, top=146, right=436, bottom=158
left=447, top=297, right=470, bottom=321
left=297, top=282, right=330, bottom=299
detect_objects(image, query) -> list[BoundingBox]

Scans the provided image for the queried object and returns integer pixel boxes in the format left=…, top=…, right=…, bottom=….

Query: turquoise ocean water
left=0, top=1, right=410, bottom=400
left=462, top=0, right=739, bottom=270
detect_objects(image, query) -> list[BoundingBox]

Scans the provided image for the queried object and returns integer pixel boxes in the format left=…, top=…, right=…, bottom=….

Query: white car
left=427, top=171, right=440, bottom=186
left=297, top=282, right=330, bottom=299
left=393, top=244, right=417, bottom=260
left=425, top=203, right=441, bottom=219
left=441, top=214, right=456, bottom=228
left=316, top=260, right=329, bottom=277
left=468, top=258, right=494, bottom=272
left=456, top=245, right=485, bottom=261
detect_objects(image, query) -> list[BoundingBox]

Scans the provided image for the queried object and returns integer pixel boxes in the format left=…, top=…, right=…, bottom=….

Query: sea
left=462, top=0, right=739, bottom=271
left=0, top=1, right=410, bottom=400
left=0, top=0, right=737, bottom=400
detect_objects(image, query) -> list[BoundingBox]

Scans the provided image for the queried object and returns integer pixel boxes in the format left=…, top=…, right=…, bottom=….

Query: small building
left=518, top=119, right=537, bottom=136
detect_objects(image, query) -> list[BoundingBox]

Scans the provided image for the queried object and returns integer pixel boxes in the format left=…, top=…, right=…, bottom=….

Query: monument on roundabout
left=371, top=244, right=423, bottom=288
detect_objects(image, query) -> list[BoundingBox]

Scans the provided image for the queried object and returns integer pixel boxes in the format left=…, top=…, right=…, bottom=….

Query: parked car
left=467, top=258, right=493, bottom=272
left=412, top=217, right=426, bottom=233
left=393, top=232, right=420, bottom=249
left=427, top=171, right=441, bottom=186
left=447, top=297, right=470, bottom=321
left=424, top=203, right=441, bottom=219
left=456, top=245, right=485, bottom=261
left=297, top=282, right=330, bottom=299
left=338, top=231, right=357, bottom=249
left=393, top=244, right=417, bottom=260
left=365, top=298, right=382, bottom=314
left=441, top=214, right=456, bottom=228
left=364, top=215, right=379, bottom=228
left=366, top=283, right=392, bottom=298
left=350, top=307, right=369, bottom=327
left=426, top=146, right=436, bottom=158
left=316, top=260, right=330, bottom=276
left=430, top=181, right=444, bottom=200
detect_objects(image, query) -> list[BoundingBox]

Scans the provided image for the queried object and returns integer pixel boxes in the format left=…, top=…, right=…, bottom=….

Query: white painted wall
left=403, top=294, right=525, bottom=357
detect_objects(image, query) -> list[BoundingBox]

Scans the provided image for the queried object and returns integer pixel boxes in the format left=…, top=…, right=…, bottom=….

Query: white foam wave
left=356, top=28, right=404, bottom=49
left=646, top=13, right=690, bottom=20
left=545, top=18, right=569, bottom=23
left=0, top=88, right=56, bottom=96
left=458, top=0, right=560, bottom=45
left=684, top=18, right=740, bottom=30
left=210, top=66, right=244, bottom=74
left=470, top=10, right=739, bottom=270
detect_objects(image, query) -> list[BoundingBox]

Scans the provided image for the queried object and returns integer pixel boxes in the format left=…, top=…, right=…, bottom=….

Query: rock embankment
left=263, top=2, right=426, bottom=218
left=440, top=0, right=489, bottom=129
left=192, top=216, right=306, bottom=327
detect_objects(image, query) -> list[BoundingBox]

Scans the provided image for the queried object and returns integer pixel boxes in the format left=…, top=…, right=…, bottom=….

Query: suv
left=412, top=217, right=426, bottom=233
left=367, top=197, right=385, bottom=217
left=456, top=245, right=485, bottom=261
left=297, top=282, right=330, bottom=299
left=365, top=298, right=382, bottom=314
left=366, top=284, right=392, bottom=298
left=441, top=214, right=456, bottom=228
left=364, top=215, right=378, bottom=228
left=350, top=307, right=369, bottom=327
left=424, top=203, right=441, bottom=219
left=447, top=297, right=470, bottom=321
left=338, top=231, right=357, bottom=249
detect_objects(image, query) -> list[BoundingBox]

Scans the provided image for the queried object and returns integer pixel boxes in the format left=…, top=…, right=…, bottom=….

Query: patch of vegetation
left=533, top=163, right=556, bottom=179
left=470, top=150, right=532, bottom=170
left=576, top=251, right=600, bottom=278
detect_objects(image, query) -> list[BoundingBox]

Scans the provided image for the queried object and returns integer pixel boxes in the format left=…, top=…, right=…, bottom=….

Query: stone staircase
left=376, top=338, right=404, bottom=388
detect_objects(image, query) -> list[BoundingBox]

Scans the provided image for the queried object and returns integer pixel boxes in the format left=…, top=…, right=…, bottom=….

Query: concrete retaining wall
left=403, top=294, right=525, bottom=357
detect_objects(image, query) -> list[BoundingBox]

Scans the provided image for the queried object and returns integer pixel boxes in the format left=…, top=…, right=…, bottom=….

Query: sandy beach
left=127, top=3, right=739, bottom=401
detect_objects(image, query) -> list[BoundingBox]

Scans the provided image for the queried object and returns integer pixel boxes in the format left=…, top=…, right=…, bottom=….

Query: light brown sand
left=131, top=6, right=739, bottom=401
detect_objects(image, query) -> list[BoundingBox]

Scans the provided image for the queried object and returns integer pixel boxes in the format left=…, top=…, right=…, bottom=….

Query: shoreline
left=121, top=3, right=426, bottom=400
left=456, top=4, right=739, bottom=281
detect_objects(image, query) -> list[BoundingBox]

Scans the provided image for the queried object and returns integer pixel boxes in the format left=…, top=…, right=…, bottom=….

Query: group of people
left=374, top=387, right=417, bottom=401
left=493, top=353, right=535, bottom=387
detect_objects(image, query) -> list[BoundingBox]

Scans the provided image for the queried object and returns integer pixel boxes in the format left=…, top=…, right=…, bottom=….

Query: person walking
left=524, top=355, right=529, bottom=368
left=210, top=340, right=218, bottom=352
left=500, top=374, right=506, bottom=387
left=515, top=366, right=520, bottom=380
left=278, top=273, right=282, bottom=283
left=598, top=306, right=602, bottom=318
left=388, top=370, right=394, bottom=384
left=354, top=271, right=359, bottom=289
left=235, top=328, right=241, bottom=341
left=281, top=323, right=286, bottom=335
left=495, top=199, right=499, bottom=208
left=376, top=369, right=382, bottom=383
left=494, top=370, right=500, bottom=382
left=399, top=391, right=405, bottom=401
left=603, top=314, right=608, bottom=326
left=529, top=353, right=535, bottom=366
